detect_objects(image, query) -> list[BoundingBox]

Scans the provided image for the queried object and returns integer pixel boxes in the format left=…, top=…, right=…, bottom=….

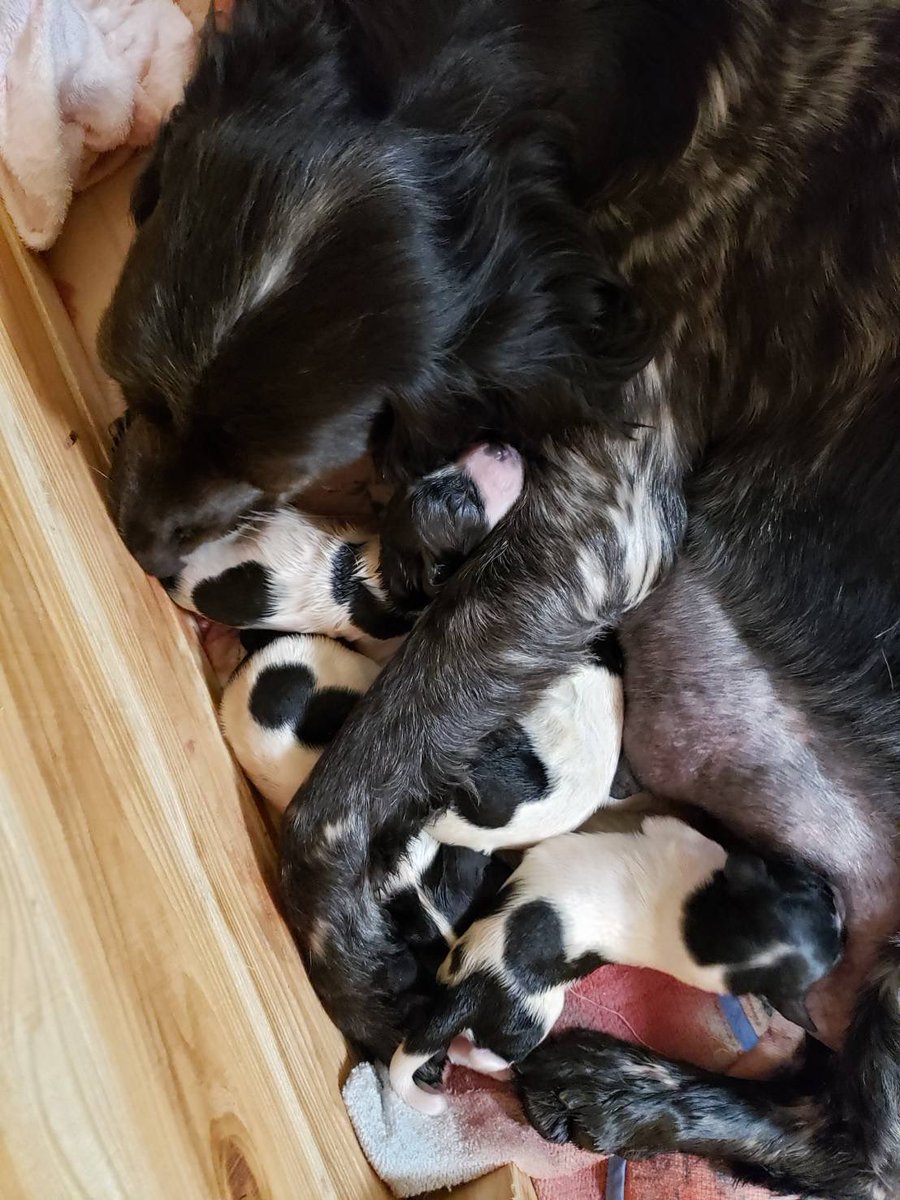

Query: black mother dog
left=100, top=3, right=900, bottom=1197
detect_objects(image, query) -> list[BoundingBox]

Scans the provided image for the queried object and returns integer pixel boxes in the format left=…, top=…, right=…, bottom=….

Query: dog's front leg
left=515, top=1030, right=869, bottom=1199
left=279, top=408, right=687, bottom=1058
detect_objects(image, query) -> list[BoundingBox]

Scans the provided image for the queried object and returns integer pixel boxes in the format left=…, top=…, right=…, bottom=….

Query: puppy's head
left=100, top=10, right=441, bottom=577
left=684, top=852, right=845, bottom=1031
left=379, top=444, right=525, bottom=610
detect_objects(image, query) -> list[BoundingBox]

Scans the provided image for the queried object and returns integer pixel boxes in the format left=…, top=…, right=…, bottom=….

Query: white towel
left=0, top=0, right=196, bottom=248
left=342, top=1060, right=594, bottom=1197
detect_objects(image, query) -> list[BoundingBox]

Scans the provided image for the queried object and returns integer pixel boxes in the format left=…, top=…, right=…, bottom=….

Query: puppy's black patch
left=330, top=542, right=414, bottom=640
left=421, top=846, right=513, bottom=934
left=505, top=901, right=607, bottom=992
left=383, top=885, right=448, bottom=978
left=683, top=851, right=843, bottom=1025
left=297, top=688, right=360, bottom=746
left=193, top=561, right=274, bottom=626
left=451, top=725, right=549, bottom=829
left=249, top=663, right=314, bottom=729
left=587, top=630, right=625, bottom=675
left=239, top=628, right=286, bottom=656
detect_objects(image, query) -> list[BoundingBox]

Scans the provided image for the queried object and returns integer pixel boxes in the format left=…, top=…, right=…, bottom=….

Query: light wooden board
left=1, top=181, right=533, bottom=1199
left=0, top=216, right=386, bottom=1200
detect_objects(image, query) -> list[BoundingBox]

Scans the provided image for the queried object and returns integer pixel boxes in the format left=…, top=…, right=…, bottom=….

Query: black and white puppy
left=220, top=632, right=381, bottom=810
left=164, top=443, right=525, bottom=660
left=167, top=509, right=410, bottom=661
left=427, top=633, right=624, bottom=852
left=390, top=815, right=844, bottom=1114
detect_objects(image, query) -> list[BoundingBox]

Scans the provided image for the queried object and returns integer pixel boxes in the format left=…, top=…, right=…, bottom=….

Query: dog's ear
left=130, top=114, right=179, bottom=226
left=189, top=0, right=339, bottom=100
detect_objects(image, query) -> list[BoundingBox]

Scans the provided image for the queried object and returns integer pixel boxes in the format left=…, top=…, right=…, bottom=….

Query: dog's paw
left=515, top=1062, right=576, bottom=1145
left=515, top=1031, right=683, bottom=1158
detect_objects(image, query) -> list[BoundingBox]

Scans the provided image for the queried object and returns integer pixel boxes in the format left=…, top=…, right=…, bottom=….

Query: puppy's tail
left=831, top=935, right=900, bottom=1197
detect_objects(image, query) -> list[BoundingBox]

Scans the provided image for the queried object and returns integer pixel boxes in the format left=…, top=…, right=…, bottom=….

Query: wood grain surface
left=1, top=181, right=532, bottom=1199
left=0, top=210, right=386, bottom=1200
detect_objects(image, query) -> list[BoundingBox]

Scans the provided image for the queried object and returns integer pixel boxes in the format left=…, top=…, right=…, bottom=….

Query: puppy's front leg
left=280, top=411, right=686, bottom=1060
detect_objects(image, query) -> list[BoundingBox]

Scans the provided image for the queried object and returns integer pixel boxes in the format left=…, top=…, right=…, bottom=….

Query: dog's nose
left=124, top=537, right=186, bottom=581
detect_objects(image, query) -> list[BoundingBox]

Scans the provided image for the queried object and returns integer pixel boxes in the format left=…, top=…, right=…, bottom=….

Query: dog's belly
left=620, top=563, right=900, bottom=1045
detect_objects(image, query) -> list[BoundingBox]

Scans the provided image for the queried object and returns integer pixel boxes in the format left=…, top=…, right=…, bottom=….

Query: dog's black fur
left=101, top=2, right=900, bottom=1196
left=100, top=1, right=650, bottom=578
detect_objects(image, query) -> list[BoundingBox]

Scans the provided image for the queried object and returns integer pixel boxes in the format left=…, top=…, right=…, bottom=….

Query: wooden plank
left=0, top=222, right=386, bottom=1200
left=435, top=1167, right=539, bottom=1200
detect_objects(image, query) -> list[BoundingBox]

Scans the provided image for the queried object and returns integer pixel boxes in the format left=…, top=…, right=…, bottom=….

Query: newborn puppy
left=163, top=443, right=524, bottom=660
left=166, top=508, right=410, bottom=661
left=427, top=633, right=624, bottom=852
left=219, top=632, right=380, bottom=812
left=390, top=816, right=844, bottom=1114
left=379, top=443, right=525, bottom=611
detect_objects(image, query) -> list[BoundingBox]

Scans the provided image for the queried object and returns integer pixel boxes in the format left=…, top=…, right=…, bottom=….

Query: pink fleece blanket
left=0, top=0, right=199, bottom=248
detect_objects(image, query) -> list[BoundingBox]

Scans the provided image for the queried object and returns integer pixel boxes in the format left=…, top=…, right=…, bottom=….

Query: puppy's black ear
left=723, top=853, right=770, bottom=890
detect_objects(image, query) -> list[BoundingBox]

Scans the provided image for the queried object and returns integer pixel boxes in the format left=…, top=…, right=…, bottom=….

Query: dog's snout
left=126, top=538, right=186, bottom=581
left=116, top=514, right=186, bottom=579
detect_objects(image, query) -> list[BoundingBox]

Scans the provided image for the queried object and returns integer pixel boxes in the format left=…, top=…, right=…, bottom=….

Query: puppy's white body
left=391, top=817, right=728, bottom=1114
left=220, top=634, right=379, bottom=812
left=455, top=820, right=729, bottom=994
left=170, top=507, right=399, bottom=657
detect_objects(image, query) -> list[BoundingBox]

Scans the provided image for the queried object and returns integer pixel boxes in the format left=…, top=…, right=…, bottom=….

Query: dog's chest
left=619, top=560, right=900, bottom=1042
left=619, top=562, right=894, bottom=886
